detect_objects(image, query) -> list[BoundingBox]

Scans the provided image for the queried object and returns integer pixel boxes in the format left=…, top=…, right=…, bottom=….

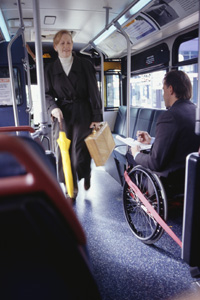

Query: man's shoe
left=84, top=176, right=91, bottom=191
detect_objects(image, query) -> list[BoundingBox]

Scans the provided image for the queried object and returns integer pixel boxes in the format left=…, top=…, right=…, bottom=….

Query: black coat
left=44, top=55, right=103, bottom=182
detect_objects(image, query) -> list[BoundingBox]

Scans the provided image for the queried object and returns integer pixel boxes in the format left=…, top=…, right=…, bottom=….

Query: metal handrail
left=114, top=22, right=131, bottom=138
left=80, top=0, right=152, bottom=56
left=7, top=30, right=21, bottom=127
left=7, top=0, right=33, bottom=128
left=90, top=42, right=105, bottom=117
left=195, top=2, right=200, bottom=135
left=31, top=0, right=49, bottom=138
left=18, top=0, right=33, bottom=115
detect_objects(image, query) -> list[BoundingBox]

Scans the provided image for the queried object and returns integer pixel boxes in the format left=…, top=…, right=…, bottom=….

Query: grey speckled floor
left=73, top=166, right=200, bottom=300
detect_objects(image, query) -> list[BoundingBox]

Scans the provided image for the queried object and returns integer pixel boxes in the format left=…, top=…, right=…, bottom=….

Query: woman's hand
left=51, top=108, right=63, bottom=123
left=90, top=122, right=101, bottom=130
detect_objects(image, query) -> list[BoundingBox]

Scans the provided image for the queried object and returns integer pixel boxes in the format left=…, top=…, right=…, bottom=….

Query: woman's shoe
left=66, top=187, right=78, bottom=205
left=73, top=187, right=78, bottom=198
left=66, top=195, right=76, bottom=205
left=84, top=176, right=91, bottom=191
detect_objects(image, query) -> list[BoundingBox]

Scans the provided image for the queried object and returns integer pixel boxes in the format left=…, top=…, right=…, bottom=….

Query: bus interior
left=0, top=0, right=200, bottom=299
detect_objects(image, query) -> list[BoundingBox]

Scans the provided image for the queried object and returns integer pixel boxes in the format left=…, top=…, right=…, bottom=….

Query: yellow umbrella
left=57, top=130, right=74, bottom=198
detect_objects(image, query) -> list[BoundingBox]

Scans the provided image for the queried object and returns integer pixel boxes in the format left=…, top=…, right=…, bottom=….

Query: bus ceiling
left=0, top=0, right=199, bottom=58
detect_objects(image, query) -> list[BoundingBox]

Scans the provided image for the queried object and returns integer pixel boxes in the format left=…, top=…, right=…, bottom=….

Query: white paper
left=0, top=78, right=12, bottom=105
left=116, top=135, right=151, bottom=150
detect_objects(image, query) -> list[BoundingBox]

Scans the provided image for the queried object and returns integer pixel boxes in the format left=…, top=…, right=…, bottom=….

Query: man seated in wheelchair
left=127, top=70, right=200, bottom=198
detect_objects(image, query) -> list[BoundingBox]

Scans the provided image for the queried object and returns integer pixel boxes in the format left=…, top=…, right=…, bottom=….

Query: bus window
left=26, top=84, right=40, bottom=126
left=124, top=43, right=169, bottom=109
left=179, top=64, right=198, bottom=105
left=0, top=67, right=22, bottom=106
left=95, top=71, right=101, bottom=92
left=105, top=73, right=121, bottom=109
left=178, top=37, right=198, bottom=105
left=130, top=70, right=166, bottom=109
left=178, top=38, right=198, bottom=62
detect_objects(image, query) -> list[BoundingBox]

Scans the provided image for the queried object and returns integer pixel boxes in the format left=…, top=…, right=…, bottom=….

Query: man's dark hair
left=164, top=70, right=192, bottom=100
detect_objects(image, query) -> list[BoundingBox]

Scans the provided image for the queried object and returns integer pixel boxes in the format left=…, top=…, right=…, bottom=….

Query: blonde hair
left=53, top=30, right=73, bottom=48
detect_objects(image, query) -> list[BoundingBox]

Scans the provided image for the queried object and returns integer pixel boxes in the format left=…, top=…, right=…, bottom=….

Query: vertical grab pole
left=32, top=0, right=48, bottom=135
left=17, top=0, right=33, bottom=116
left=114, top=22, right=131, bottom=138
left=7, top=34, right=20, bottom=128
left=7, top=0, right=29, bottom=129
left=90, top=42, right=105, bottom=118
left=195, top=3, right=200, bottom=136
left=99, top=51, right=104, bottom=116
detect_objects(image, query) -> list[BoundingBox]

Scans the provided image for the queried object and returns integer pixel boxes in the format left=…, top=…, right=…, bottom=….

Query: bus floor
left=73, top=164, right=200, bottom=300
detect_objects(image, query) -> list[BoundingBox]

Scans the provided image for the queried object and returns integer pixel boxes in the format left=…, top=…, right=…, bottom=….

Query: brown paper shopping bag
left=85, top=122, right=115, bottom=166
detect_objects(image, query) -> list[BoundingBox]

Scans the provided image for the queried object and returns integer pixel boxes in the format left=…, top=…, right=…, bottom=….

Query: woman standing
left=45, top=30, right=103, bottom=200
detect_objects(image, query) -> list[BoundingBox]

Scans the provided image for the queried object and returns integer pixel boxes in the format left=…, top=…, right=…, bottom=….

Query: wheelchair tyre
left=123, top=166, right=168, bottom=244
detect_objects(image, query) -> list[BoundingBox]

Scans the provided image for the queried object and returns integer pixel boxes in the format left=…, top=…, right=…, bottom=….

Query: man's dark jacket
left=135, top=99, right=200, bottom=178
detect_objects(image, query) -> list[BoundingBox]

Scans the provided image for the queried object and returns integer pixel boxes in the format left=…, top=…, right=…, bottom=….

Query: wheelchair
left=123, top=165, right=184, bottom=245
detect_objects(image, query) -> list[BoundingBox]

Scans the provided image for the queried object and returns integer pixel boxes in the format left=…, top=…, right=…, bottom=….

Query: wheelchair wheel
left=123, top=166, right=168, bottom=244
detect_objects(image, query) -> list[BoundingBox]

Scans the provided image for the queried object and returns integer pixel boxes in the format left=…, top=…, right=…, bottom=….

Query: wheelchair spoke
left=123, top=166, right=168, bottom=244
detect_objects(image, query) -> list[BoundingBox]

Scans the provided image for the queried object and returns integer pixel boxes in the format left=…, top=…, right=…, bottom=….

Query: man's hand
left=131, top=145, right=141, bottom=157
left=51, top=108, right=63, bottom=123
left=136, top=131, right=151, bottom=144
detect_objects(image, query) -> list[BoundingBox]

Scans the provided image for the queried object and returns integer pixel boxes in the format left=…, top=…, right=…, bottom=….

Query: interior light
left=118, top=0, right=152, bottom=25
left=0, top=9, right=10, bottom=41
left=129, top=0, right=152, bottom=16
left=118, top=15, right=129, bottom=26
left=93, top=25, right=116, bottom=45
left=93, top=0, right=152, bottom=45
left=7, top=18, right=34, bottom=28
left=44, top=16, right=56, bottom=25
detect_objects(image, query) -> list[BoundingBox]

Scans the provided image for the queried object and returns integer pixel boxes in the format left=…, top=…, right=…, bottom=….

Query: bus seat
left=122, top=106, right=140, bottom=140
left=112, top=106, right=141, bottom=145
left=111, top=107, right=138, bottom=184
left=0, top=126, right=56, bottom=177
left=129, top=107, right=141, bottom=138
left=111, top=107, right=164, bottom=185
left=112, top=106, right=127, bottom=144
left=149, top=109, right=165, bottom=137
left=182, top=152, right=200, bottom=278
left=131, top=108, right=155, bottom=139
left=0, top=135, right=101, bottom=300
left=0, top=137, right=56, bottom=178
